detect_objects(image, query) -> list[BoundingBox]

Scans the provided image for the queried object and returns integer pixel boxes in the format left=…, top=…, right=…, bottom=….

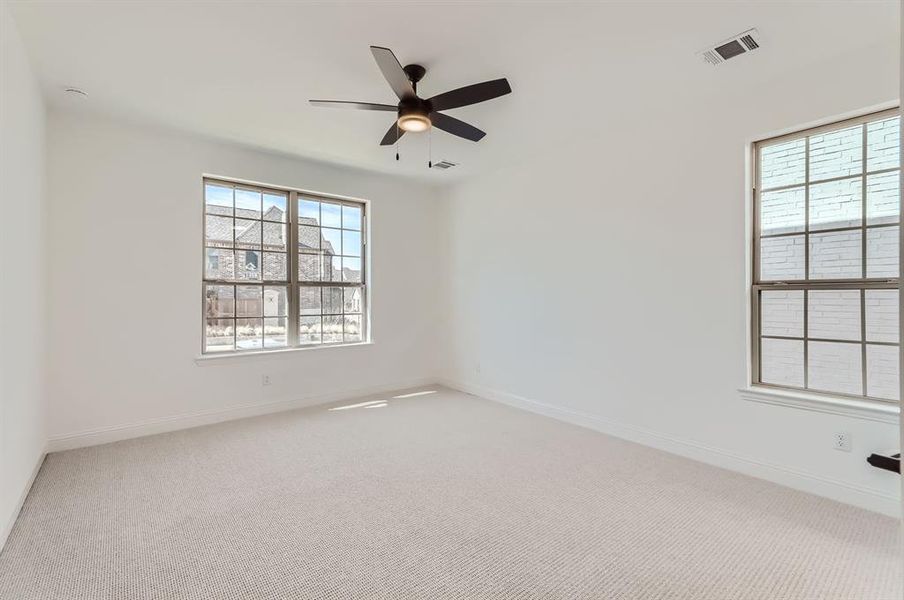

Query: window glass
left=754, top=111, right=900, bottom=401
left=203, top=181, right=366, bottom=353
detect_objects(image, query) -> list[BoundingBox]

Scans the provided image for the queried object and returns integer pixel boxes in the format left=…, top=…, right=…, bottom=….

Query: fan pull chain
left=428, top=126, right=432, bottom=169
left=395, top=122, right=400, bottom=161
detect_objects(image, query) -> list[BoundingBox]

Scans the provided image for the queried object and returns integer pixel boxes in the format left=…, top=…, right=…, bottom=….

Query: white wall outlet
left=262, top=374, right=271, bottom=386
left=833, top=432, right=851, bottom=452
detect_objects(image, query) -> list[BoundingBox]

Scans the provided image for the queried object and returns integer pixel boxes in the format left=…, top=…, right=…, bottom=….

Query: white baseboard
left=440, top=379, right=901, bottom=518
left=1, top=446, right=46, bottom=553
left=47, top=378, right=437, bottom=453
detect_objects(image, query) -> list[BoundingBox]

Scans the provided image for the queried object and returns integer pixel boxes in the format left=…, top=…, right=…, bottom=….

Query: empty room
left=1, top=1, right=902, bottom=598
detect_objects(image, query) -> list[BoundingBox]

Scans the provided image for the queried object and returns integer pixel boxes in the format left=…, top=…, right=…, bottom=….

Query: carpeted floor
left=0, top=387, right=900, bottom=599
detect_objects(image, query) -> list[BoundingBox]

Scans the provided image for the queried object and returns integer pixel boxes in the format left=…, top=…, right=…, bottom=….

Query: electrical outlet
left=262, top=374, right=271, bottom=387
left=833, top=432, right=851, bottom=452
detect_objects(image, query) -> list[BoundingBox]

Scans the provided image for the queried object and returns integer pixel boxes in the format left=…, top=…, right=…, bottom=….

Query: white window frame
left=750, top=108, right=901, bottom=404
left=201, top=176, right=369, bottom=355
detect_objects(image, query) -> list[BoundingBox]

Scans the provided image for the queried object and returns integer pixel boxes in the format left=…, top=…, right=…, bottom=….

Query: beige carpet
left=0, top=387, right=900, bottom=599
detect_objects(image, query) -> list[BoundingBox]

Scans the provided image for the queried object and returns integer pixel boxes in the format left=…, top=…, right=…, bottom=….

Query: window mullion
left=803, top=289, right=809, bottom=389
left=802, top=135, right=810, bottom=390
left=861, top=288, right=867, bottom=396
left=804, top=135, right=810, bottom=283
left=860, top=124, right=868, bottom=397
left=288, top=190, right=299, bottom=347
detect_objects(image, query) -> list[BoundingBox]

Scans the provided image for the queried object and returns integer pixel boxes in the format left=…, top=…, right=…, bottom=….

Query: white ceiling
left=9, top=1, right=900, bottom=182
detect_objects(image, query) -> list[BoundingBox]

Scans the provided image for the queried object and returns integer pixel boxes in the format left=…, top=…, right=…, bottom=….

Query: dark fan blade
left=380, top=122, right=405, bottom=146
left=428, top=78, right=511, bottom=112
left=370, top=46, right=416, bottom=100
left=309, top=100, right=397, bottom=111
left=430, top=112, right=486, bottom=142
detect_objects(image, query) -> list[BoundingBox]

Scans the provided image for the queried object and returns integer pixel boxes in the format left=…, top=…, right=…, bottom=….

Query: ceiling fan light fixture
left=397, top=113, right=431, bottom=132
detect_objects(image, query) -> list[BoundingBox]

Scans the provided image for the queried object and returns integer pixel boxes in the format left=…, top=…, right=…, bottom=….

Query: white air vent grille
left=432, top=160, right=458, bottom=170
left=698, top=28, right=762, bottom=66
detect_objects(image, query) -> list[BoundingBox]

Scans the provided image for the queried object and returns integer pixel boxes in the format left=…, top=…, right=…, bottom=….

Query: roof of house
left=205, top=207, right=336, bottom=255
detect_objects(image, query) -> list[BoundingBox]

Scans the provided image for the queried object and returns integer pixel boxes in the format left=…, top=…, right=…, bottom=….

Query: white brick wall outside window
left=753, top=109, right=901, bottom=402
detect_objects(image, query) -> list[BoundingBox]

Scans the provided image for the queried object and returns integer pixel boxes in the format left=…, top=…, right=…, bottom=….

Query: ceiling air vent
left=431, top=160, right=458, bottom=170
left=699, top=28, right=762, bottom=66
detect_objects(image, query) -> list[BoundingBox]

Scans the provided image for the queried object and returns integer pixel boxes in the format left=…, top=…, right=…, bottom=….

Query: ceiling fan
left=309, top=46, right=511, bottom=146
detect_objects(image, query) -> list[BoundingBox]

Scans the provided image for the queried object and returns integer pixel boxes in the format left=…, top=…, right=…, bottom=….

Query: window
left=752, top=109, right=900, bottom=402
left=203, top=179, right=367, bottom=354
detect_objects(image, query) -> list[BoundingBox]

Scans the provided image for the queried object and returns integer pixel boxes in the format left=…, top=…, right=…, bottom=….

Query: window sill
left=195, top=341, right=373, bottom=366
left=738, top=385, right=899, bottom=424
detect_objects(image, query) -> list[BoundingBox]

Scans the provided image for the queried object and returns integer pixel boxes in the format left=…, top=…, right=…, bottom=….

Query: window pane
left=264, top=317, right=287, bottom=348
left=206, top=248, right=234, bottom=280
left=235, top=250, right=261, bottom=280
left=262, top=252, right=287, bottom=281
left=809, top=125, right=862, bottom=181
left=865, top=289, right=898, bottom=343
left=808, top=177, right=861, bottom=231
left=299, top=199, right=320, bottom=225
left=299, top=286, right=321, bottom=316
left=327, top=256, right=343, bottom=282
left=807, top=290, right=860, bottom=341
left=263, top=222, right=286, bottom=251
left=205, top=215, right=233, bottom=247
left=760, top=338, right=804, bottom=387
left=298, top=225, right=321, bottom=251
left=321, top=228, right=342, bottom=255
left=205, top=285, right=234, bottom=318
left=342, top=205, right=362, bottom=230
left=867, top=117, right=900, bottom=172
left=205, top=319, right=234, bottom=352
left=344, top=315, right=362, bottom=342
left=300, top=316, right=322, bottom=344
left=322, top=287, right=343, bottom=314
left=760, top=290, right=803, bottom=337
left=760, top=235, right=804, bottom=280
left=263, top=192, right=287, bottom=222
left=866, top=171, right=900, bottom=226
left=321, top=202, right=342, bottom=228
left=205, top=183, right=233, bottom=216
left=760, top=187, right=805, bottom=235
left=236, top=318, right=263, bottom=350
left=263, top=286, right=287, bottom=317
left=866, top=344, right=899, bottom=401
left=235, top=219, right=261, bottom=250
left=343, top=257, right=362, bottom=283
left=866, top=226, right=898, bottom=279
left=343, top=287, right=363, bottom=313
left=760, top=139, right=805, bottom=189
left=342, top=230, right=362, bottom=257
left=809, top=230, right=861, bottom=279
left=235, top=188, right=261, bottom=219
left=299, top=253, right=322, bottom=282
left=323, top=315, right=342, bottom=343
left=236, top=285, right=262, bottom=317
left=808, top=341, right=862, bottom=395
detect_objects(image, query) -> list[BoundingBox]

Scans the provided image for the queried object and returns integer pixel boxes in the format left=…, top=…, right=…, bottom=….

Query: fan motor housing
left=398, top=96, right=432, bottom=119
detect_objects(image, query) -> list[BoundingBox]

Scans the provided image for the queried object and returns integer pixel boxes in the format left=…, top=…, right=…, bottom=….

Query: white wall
left=46, top=111, right=442, bottom=446
left=439, top=40, right=901, bottom=516
left=0, top=4, right=48, bottom=546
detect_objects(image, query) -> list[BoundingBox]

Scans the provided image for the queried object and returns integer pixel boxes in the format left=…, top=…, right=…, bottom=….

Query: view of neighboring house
left=204, top=203, right=363, bottom=348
